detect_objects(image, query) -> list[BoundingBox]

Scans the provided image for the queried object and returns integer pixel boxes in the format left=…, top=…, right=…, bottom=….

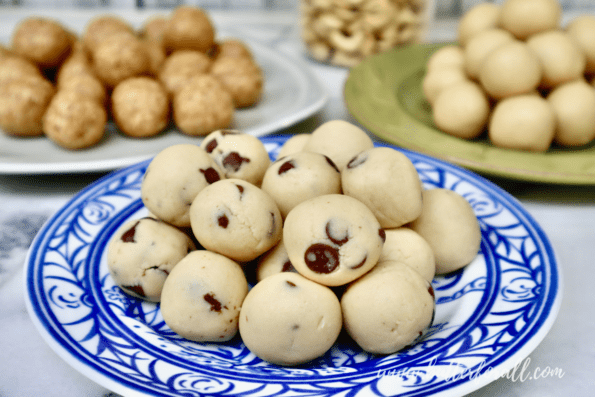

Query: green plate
left=344, top=43, right=595, bottom=185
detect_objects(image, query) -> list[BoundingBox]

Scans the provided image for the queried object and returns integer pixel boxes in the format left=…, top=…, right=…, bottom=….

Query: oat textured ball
left=158, top=49, right=212, bottom=94
left=91, top=32, right=149, bottom=88
left=11, top=17, right=71, bottom=68
left=59, top=73, right=107, bottom=105
left=111, top=77, right=169, bottom=138
left=0, top=55, right=43, bottom=85
left=83, top=15, right=134, bottom=54
left=163, top=6, right=215, bottom=53
left=56, top=51, right=95, bottom=86
left=210, top=56, right=263, bottom=108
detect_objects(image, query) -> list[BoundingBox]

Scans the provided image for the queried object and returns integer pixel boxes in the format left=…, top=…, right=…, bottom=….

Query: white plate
left=25, top=135, right=562, bottom=397
left=0, top=39, right=327, bottom=174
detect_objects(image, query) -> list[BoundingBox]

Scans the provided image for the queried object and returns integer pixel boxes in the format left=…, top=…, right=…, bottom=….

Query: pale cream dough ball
left=488, top=94, right=556, bottom=152
left=409, top=188, right=481, bottom=274
left=463, top=28, right=515, bottom=80
left=566, top=15, right=595, bottom=75
left=422, top=66, right=468, bottom=105
left=377, top=227, right=435, bottom=283
left=499, top=0, right=562, bottom=40
left=276, top=133, right=310, bottom=158
left=426, top=45, right=465, bottom=72
left=255, top=240, right=297, bottom=282
left=547, top=80, right=595, bottom=147
left=432, top=80, right=490, bottom=140
left=457, top=2, right=501, bottom=47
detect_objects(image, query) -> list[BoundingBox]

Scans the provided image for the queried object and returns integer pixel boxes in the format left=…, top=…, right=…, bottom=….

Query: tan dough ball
left=276, top=133, right=310, bottom=158
left=158, top=50, right=212, bottom=94
left=173, top=74, right=234, bottom=136
left=43, top=90, right=107, bottom=149
left=463, top=28, right=515, bottom=80
left=0, top=76, right=55, bottom=136
left=478, top=41, right=542, bottom=100
left=11, top=17, right=71, bottom=68
left=432, top=81, right=490, bottom=139
left=526, top=30, right=586, bottom=89
left=140, top=15, right=168, bottom=44
left=214, top=38, right=254, bottom=60
left=143, top=39, right=167, bottom=77
left=499, top=0, right=561, bottom=40
left=210, top=56, right=264, bottom=108
left=92, top=32, right=149, bottom=88
left=239, top=272, right=342, bottom=366
left=341, top=261, right=435, bottom=354
left=547, top=80, right=595, bottom=147
left=111, top=77, right=170, bottom=138
left=457, top=2, right=501, bottom=46
left=160, top=250, right=249, bottom=342
left=409, top=188, right=481, bottom=274
left=56, top=51, right=94, bottom=86
left=488, top=94, right=556, bottom=152
left=163, top=6, right=215, bottom=53
left=426, top=45, right=465, bottom=72
left=0, top=55, right=43, bottom=85
left=377, top=227, right=435, bottom=283
left=566, top=15, right=595, bottom=75
left=59, top=73, right=107, bottom=105
left=83, top=15, right=134, bottom=54
left=422, top=66, right=468, bottom=105
left=0, top=44, right=12, bottom=61
left=302, top=120, right=374, bottom=171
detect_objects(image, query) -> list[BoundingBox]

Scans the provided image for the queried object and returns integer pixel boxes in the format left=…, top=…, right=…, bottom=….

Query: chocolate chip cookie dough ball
left=158, top=50, right=212, bottom=94
left=160, top=250, right=248, bottom=342
left=210, top=56, right=263, bottom=108
left=43, top=90, right=107, bottom=149
left=200, top=130, right=271, bottom=186
left=283, top=194, right=385, bottom=287
left=141, top=144, right=223, bottom=227
left=91, top=32, right=149, bottom=88
left=302, top=120, right=374, bottom=171
left=239, top=272, right=342, bottom=366
left=189, top=179, right=282, bottom=262
left=377, top=228, right=435, bottom=283
left=409, top=188, right=481, bottom=274
left=0, top=76, right=54, bottom=136
left=11, top=17, right=72, bottom=69
left=163, top=6, right=215, bottom=53
left=342, top=147, right=423, bottom=229
left=107, top=217, right=195, bottom=302
left=341, top=261, right=434, bottom=354
left=83, top=15, right=134, bottom=54
left=276, top=133, right=310, bottom=158
left=261, top=151, right=341, bottom=218
left=173, top=74, right=234, bottom=136
left=255, top=240, right=297, bottom=282
left=111, top=77, right=169, bottom=138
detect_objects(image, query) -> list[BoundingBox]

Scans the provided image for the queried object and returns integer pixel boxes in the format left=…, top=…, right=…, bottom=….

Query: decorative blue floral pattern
left=25, top=136, right=561, bottom=397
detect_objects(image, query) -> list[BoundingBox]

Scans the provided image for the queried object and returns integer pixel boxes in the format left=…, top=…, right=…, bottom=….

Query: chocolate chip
left=218, top=214, right=229, bottom=228
left=325, top=220, right=349, bottom=246
left=121, top=220, right=140, bottom=243
left=278, top=159, right=296, bottom=175
left=145, top=266, right=169, bottom=276
left=205, top=139, right=218, bottom=153
left=349, top=255, right=367, bottom=269
left=379, top=228, right=386, bottom=243
left=347, top=152, right=367, bottom=169
left=286, top=280, right=297, bottom=287
left=204, top=293, right=226, bottom=312
left=291, top=324, right=300, bottom=330
left=428, top=285, right=435, bottom=300
left=220, top=129, right=240, bottom=136
left=236, top=183, right=244, bottom=198
left=323, top=155, right=340, bottom=172
left=200, top=167, right=221, bottom=184
left=222, top=152, right=250, bottom=172
left=281, top=260, right=295, bottom=273
left=304, top=243, right=340, bottom=274
left=268, top=212, right=276, bottom=237
left=122, top=284, right=145, bottom=298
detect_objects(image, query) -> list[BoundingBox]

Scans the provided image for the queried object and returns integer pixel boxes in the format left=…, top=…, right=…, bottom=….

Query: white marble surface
left=1, top=7, right=595, bottom=397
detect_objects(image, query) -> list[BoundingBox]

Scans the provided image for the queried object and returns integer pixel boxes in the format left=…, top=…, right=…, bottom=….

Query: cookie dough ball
left=83, top=15, right=134, bottom=54
left=302, top=120, right=374, bottom=171
left=173, top=74, right=234, bottom=136
left=210, top=56, right=263, bottom=108
left=141, top=144, right=224, bottom=227
left=140, top=15, right=168, bottom=44
left=11, top=17, right=71, bottom=68
left=432, top=81, right=490, bottom=140
left=276, top=133, right=310, bottom=158
left=422, top=67, right=468, bottom=105
left=158, top=50, right=212, bottom=94
left=283, top=194, right=385, bottom=287
left=255, top=240, right=297, bottom=282
left=463, top=28, right=515, bottom=80
left=457, top=2, right=501, bottom=47
left=143, top=38, right=167, bottom=77
left=0, top=55, right=43, bottom=85
left=377, top=228, right=435, bottom=283
left=160, top=250, right=248, bottom=342
left=92, top=32, right=149, bottom=88
left=426, top=45, right=465, bottom=72
left=341, top=261, right=434, bottom=354
left=499, top=0, right=561, bottom=40
left=190, top=179, right=283, bottom=262
left=478, top=41, right=542, bottom=100
left=409, top=188, right=481, bottom=274
left=547, top=80, right=595, bottom=147
left=213, top=38, right=254, bottom=60
left=239, top=272, right=342, bottom=366
left=111, top=77, right=169, bottom=138
left=342, top=147, right=423, bottom=228
left=526, top=30, right=586, bottom=90
left=0, top=44, right=12, bottom=61
left=566, top=15, right=595, bottom=75
left=163, top=6, right=215, bottom=53
left=56, top=51, right=94, bottom=86
left=0, top=76, right=55, bottom=136
left=107, top=217, right=195, bottom=302
left=488, top=94, right=556, bottom=152
left=59, top=73, right=107, bottom=105
left=201, top=130, right=271, bottom=186
left=261, top=151, right=342, bottom=218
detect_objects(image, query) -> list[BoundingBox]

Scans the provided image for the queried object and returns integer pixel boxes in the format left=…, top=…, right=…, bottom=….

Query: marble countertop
left=1, top=7, right=595, bottom=397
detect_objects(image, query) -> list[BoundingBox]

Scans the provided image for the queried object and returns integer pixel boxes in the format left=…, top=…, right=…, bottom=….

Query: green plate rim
left=344, top=43, right=595, bottom=185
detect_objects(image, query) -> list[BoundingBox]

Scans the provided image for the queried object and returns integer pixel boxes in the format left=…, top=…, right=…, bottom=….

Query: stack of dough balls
left=423, top=0, right=595, bottom=151
left=0, top=6, right=264, bottom=149
left=107, top=120, right=482, bottom=366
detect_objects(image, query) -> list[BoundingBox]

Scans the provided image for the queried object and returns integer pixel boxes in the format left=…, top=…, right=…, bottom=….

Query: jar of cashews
left=300, top=0, right=435, bottom=67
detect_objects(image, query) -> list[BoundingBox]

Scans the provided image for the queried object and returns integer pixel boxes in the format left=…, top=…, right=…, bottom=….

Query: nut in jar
left=301, top=0, right=433, bottom=67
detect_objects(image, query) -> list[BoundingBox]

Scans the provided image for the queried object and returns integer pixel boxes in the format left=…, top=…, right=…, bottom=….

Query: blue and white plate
left=25, top=135, right=562, bottom=397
